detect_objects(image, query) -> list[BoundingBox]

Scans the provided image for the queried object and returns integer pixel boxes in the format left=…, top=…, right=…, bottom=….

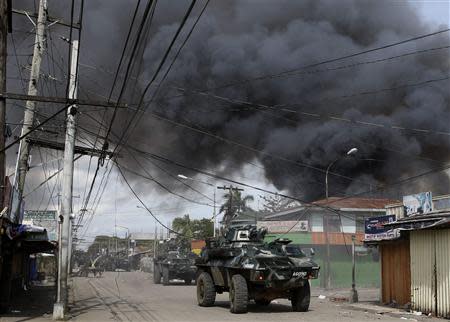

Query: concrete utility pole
left=349, top=235, right=359, bottom=303
left=13, top=0, right=47, bottom=219
left=53, top=40, right=79, bottom=320
left=213, top=188, right=216, bottom=237
left=153, top=220, right=157, bottom=257
left=0, top=0, right=8, bottom=210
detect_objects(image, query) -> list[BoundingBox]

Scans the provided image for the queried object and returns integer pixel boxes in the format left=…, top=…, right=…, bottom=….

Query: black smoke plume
left=9, top=0, right=450, bottom=205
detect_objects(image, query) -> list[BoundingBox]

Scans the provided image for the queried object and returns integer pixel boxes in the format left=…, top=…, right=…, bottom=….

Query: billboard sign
left=257, top=220, right=308, bottom=233
left=364, top=215, right=399, bottom=241
left=23, top=210, right=58, bottom=241
left=403, top=191, right=433, bottom=216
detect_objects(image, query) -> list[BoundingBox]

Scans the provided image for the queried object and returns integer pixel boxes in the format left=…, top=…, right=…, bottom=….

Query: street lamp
left=177, top=174, right=217, bottom=237
left=325, top=147, right=358, bottom=199
left=323, top=147, right=357, bottom=290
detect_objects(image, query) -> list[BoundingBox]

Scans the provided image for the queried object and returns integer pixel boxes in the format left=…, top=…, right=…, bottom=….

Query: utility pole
left=53, top=40, right=79, bottom=320
left=213, top=188, right=216, bottom=237
left=12, top=0, right=47, bottom=219
left=153, top=220, right=157, bottom=257
left=0, top=0, right=9, bottom=210
left=324, top=215, right=331, bottom=289
left=349, top=235, right=359, bottom=303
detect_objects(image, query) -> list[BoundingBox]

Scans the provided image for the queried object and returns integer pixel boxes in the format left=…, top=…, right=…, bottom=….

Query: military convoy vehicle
left=195, top=225, right=319, bottom=313
left=153, top=239, right=197, bottom=286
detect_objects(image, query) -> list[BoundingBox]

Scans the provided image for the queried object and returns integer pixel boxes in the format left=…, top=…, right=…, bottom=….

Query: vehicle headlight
left=308, top=269, right=319, bottom=279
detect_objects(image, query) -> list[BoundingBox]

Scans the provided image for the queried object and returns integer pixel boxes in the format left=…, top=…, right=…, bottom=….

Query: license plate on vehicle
left=292, top=271, right=307, bottom=278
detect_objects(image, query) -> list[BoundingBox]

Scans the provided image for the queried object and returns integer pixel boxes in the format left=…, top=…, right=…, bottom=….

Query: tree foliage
left=172, top=214, right=213, bottom=240
left=260, top=195, right=301, bottom=214
left=219, top=190, right=254, bottom=226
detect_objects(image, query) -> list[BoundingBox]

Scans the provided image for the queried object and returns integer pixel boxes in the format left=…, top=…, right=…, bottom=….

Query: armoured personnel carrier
left=153, top=239, right=197, bottom=285
left=195, top=225, right=319, bottom=313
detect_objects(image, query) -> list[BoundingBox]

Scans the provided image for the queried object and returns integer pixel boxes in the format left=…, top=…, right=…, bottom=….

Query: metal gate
left=410, top=229, right=450, bottom=318
left=435, top=230, right=450, bottom=318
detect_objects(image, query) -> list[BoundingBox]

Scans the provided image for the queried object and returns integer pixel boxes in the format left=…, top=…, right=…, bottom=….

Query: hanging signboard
left=364, top=215, right=399, bottom=241
left=403, top=191, right=433, bottom=216
left=257, top=220, right=308, bottom=233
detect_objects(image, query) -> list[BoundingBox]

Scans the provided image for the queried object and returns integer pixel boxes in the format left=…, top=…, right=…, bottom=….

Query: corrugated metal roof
left=312, top=197, right=399, bottom=209
left=264, top=197, right=395, bottom=221
left=384, top=210, right=450, bottom=231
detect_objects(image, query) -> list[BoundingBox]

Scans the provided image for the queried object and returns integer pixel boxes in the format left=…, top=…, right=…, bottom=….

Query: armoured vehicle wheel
left=255, top=299, right=271, bottom=306
left=229, top=274, right=248, bottom=314
left=197, top=272, right=216, bottom=307
left=153, top=264, right=161, bottom=284
left=291, top=282, right=310, bottom=312
left=184, top=279, right=192, bottom=285
left=162, top=266, right=169, bottom=285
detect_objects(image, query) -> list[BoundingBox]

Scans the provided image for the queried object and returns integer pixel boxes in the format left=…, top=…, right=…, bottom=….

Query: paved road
left=66, top=272, right=437, bottom=322
left=0, top=271, right=441, bottom=322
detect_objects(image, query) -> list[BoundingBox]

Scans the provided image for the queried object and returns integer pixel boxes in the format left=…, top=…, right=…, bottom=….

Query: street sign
left=364, top=215, right=398, bottom=241
left=403, top=191, right=433, bottom=216
left=257, top=220, right=308, bottom=233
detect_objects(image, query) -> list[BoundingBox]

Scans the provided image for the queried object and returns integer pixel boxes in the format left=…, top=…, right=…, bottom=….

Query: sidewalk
left=311, top=288, right=442, bottom=321
left=0, top=285, right=55, bottom=322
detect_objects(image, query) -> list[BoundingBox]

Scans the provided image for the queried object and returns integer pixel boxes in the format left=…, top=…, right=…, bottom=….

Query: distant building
left=129, top=233, right=157, bottom=254
left=261, top=197, right=397, bottom=244
left=259, top=197, right=398, bottom=288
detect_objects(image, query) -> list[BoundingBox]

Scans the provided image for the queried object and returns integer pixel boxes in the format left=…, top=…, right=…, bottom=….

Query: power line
left=167, top=28, right=450, bottom=96
left=131, top=106, right=373, bottom=186
left=169, top=73, right=450, bottom=137
left=128, top=148, right=214, bottom=202
left=127, top=144, right=450, bottom=218
left=115, top=159, right=213, bottom=207
left=146, top=0, right=210, bottom=105
left=0, top=103, right=70, bottom=154
left=110, top=0, right=198, bottom=156
left=80, top=0, right=201, bottom=226
left=79, top=0, right=158, bottom=228
left=106, top=0, right=142, bottom=102
left=103, top=0, right=156, bottom=142
left=116, top=164, right=186, bottom=237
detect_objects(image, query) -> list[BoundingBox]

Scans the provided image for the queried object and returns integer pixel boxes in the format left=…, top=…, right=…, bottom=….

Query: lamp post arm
left=325, top=158, right=340, bottom=200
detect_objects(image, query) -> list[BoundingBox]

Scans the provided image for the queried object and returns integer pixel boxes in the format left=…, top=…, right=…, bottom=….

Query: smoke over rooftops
left=10, top=0, right=450, bottom=204
left=124, top=0, right=449, bottom=200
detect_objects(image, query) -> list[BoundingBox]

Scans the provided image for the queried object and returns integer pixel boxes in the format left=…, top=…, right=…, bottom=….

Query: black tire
left=197, top=272, right=216, bottom=307
left=229, top=274, right=248, bottom=314
left=255, top=299, right=271, bottom=306
left=162, top=266, right=170, bottom=285
left=184, top=279, right=192, bottom=285
left=291, top=281, right=311, bottom=312
left=153, top=264, right=161, bottom=284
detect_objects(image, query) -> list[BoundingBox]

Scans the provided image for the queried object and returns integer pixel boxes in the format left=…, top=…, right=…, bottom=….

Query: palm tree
left=219, top=190, right=254, bottom=227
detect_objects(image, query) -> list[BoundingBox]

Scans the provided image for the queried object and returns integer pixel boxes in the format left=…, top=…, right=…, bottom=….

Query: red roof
left=312, top=197, right=399, bottom=209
